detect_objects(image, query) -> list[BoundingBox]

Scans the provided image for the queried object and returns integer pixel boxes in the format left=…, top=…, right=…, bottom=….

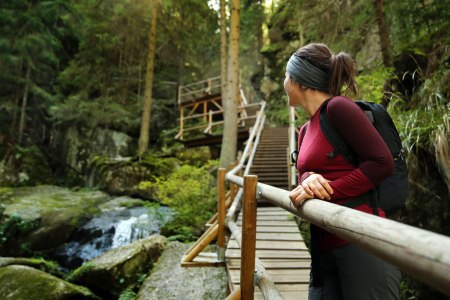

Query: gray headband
left=286, top=54, right=329, bottom=92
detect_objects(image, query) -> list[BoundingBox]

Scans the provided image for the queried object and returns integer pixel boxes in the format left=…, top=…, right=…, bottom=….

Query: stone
left=0, top=185, right=110, bottom=255
left=136, top=241, right=227, bottom=300
left=68, top=235, right=168, bottom=299
left=0, top=265, right=99, bottom=300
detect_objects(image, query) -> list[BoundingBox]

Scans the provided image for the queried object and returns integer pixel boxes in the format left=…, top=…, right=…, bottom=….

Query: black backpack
left=295, top=99, right=409, bottom=216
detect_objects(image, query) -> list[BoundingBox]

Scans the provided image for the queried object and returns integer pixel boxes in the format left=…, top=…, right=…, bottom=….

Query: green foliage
left=155, top=163, right=218, bottom=241
left=118, top=289, right=136, bottom=300
left=0, top=214, right=38, bottom=255
left=357, top=68, right=394, bottom=103
left=175, top=146, right=211, bottom=167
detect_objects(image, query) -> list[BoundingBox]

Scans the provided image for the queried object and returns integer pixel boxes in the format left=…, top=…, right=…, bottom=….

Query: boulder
left=0, top=265, right=99, bottom=300
left=63, top=126, right=133, bottom=174
left=136, top=241, right=227, bottom=300
left=69, top=235, right=167, bottom=298
left=0, top=185, right=110, bottom=255
left=0, top=257, right=62, bottom=277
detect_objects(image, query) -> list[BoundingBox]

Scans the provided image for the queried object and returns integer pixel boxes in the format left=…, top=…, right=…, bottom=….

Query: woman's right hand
left=289, top=184, right=314, bottom=207
left=301, top=173, right=333, bottom=200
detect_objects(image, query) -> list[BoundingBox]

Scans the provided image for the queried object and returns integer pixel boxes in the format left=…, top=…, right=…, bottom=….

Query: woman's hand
left=289, top=184, right=314, bottom=207
left=302, top=173, right=333, bottom=200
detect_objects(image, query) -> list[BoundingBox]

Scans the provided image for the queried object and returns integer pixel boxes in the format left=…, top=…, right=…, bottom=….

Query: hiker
left=285, top=43, right=401, bottom=300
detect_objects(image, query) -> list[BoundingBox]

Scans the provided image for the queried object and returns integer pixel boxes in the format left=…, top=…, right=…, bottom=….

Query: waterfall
left=54, top=205, right=172, bottom=269
left=111, top=216, right=138, bottom=248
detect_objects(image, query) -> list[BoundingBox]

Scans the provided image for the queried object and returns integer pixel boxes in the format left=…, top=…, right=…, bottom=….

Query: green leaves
left=154, top=163, right=218, bottom=241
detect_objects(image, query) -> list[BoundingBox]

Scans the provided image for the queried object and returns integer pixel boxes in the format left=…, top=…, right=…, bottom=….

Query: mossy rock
left=68, top=235, right=167, bottom=299
left=0, top=265, right=99, bottom=299
left=0, top=257, right=63, bottom=278
left=0, top=185, right=110, bottom=255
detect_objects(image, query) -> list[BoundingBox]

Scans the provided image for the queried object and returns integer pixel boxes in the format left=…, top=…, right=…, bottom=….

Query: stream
left=53, top=205, right=173, bottom=270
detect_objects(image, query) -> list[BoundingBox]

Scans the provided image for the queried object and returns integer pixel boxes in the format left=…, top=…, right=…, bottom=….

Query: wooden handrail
left=178, top=76, right=221, bottom=104
left=224, top=177, right=450, bottom=297
left=175, top=101, right=262, bottom=140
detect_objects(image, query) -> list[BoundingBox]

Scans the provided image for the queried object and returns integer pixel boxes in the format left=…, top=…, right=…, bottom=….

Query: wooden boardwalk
left=225, top=127, right=311, bottom=299
left=225, top=206, right=311, bottom=299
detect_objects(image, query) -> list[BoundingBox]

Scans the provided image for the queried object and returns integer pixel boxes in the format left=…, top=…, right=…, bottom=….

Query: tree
left=138, top=0, right=160, bottom=156
left=220, top=0, right=227, bottom=110
left=220, top=0, right=241, bottom=168
left=0, top=0, right=70, bottom=145
left=373, top=0, right=393, bottom=106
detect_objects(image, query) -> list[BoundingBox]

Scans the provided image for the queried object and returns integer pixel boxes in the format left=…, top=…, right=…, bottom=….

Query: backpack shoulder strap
left=291, top=122, right=309, bottom=165
left=319, top=99, right=357, bottom=164
left=299, top=122, right=309, bottom=145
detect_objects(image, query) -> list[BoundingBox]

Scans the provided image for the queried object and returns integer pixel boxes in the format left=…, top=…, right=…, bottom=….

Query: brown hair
left=295, top=43, right=358, bottom=97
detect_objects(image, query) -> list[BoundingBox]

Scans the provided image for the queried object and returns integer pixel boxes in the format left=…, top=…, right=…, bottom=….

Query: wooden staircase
left=251, top=127, right=289, bottom=191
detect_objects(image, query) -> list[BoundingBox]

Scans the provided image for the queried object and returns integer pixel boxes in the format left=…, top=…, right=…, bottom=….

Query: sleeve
left=326, top=97, right=394, bottom=200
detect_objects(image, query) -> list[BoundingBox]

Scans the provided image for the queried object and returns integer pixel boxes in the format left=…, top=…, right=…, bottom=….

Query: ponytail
left=329, top=52, right=358, bottom=97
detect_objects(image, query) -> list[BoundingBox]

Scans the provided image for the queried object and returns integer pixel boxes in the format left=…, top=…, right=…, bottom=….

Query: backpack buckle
left=327, top=151, right=337, bottom=159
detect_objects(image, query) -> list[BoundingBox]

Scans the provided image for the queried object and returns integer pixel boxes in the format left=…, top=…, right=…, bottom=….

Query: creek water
left=54, top=205, right=173, bottom=270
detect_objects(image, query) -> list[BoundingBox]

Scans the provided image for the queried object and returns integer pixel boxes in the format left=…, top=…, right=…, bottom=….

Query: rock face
left=63, top=126, right=133, bottom=174
left=137, top=241, right=227, bottom=300
left=0, top=185, right=110, bottom=255
left=69, top=235, right=168, bottom=299
left=0, top=265, right=99, bottom=300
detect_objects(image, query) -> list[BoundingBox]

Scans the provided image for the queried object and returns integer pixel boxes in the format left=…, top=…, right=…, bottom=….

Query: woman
left=285, top=43, right=401, bottom=300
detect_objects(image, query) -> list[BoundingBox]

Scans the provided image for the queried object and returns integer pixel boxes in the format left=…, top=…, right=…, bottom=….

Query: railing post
left=241, top=175, right=257, bottom=300
left=180, top=108, right=184, bottom=140
left=208, top=110, right=213, bottom=133
left=217, top=168, right=226, bottom=261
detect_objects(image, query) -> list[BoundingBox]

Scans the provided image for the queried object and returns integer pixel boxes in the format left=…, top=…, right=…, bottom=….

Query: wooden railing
left=178, top=76, right=221, bottom=104
left=175, top=102, right=261, bottom=140
left=227, top=179, right=450, bottom=298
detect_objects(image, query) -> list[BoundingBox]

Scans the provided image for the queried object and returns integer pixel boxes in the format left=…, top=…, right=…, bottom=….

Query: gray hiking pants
left=308, top=244, right=401, bottom=300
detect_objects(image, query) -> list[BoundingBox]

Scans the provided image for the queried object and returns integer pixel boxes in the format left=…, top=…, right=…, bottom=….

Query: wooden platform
left=225, top=206, right=311, bottom=299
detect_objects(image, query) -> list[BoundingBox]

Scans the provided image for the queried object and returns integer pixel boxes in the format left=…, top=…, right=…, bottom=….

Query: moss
left=0, top=265, right=99, bottom=299
left=66, top=262, right=94, bottom=282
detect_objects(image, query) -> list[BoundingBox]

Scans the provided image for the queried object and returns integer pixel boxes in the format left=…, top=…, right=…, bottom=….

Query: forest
left=0, top=0, right=449, bottom=299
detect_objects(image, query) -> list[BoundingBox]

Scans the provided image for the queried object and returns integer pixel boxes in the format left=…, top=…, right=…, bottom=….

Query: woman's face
left=284, top=73, right=301, bottom=107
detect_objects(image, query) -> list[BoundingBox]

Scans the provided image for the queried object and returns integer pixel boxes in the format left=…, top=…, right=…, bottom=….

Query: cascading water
left=54, top=204, right=173, bottom=270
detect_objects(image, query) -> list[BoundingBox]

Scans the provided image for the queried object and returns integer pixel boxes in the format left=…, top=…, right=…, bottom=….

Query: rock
left=69, top=235, right=167, bottom=299
left=0, top=185, right=110, bottom=255
left=63, top=126, right=133, bottom=174
left=0, top=257, right=62, bottom=277
left=0, top=265, right=99, bottom=300
left=136, top=241, right=227, bottom=300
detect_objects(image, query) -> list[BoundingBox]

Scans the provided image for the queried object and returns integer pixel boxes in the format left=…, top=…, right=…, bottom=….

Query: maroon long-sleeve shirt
left=297, top=96, right=394, bottom=251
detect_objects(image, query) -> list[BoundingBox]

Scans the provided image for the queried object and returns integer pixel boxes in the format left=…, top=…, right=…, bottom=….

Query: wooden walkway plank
left=226, top=207, right=311, bottom=299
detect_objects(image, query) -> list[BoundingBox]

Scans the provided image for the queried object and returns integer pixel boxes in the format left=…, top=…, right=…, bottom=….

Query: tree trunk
left=220, top=0, right=227, bottom=104
left=252, top=0, right=265, bottom=102
left=374, top=0, right=393, bottom=67
left=220, top=0, right=240, bottom=168
left=373, top=0, right=393, bottom=106
left=18, top=64, right=31, bottom=145
left=138, top=0, right=159, bottom=156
